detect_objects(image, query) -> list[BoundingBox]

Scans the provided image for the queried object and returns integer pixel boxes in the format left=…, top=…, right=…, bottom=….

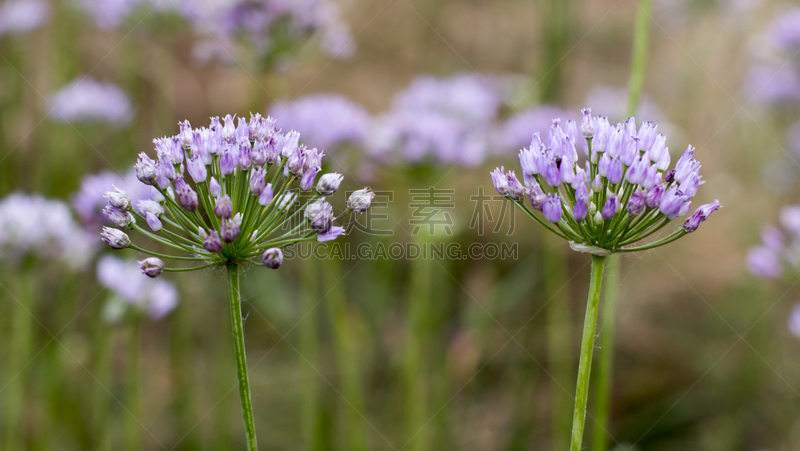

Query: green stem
left=226, top=264, right=258, bottom=451
left=299, top=259, right=324, bottom=450
left=570, top=255, right=606, bottom=451
left=324, top=261, right=368, bottom=451
left=543, top=237, right=573, bottom=451
left=4, top=272, right=35, bottom=451
left=592, top=254, right=618, bottom=451
left=125, top=319, right=142, bottom=451
left=92, top=323, right=114, bottom=451
left=593, top=2, right=652, bottom=450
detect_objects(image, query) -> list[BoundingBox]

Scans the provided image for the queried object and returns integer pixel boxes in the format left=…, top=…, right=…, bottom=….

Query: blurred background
left=0, top=0, right=798, bottom=449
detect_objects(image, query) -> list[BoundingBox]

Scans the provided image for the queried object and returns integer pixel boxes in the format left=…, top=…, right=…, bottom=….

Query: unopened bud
left=348, top=188, right=374, bottom=213
left=138, top=258, right=164, bottom=278
left=317, top=173, right=344, bottom=196
left=101, top=227, right=130, bottom=249
left=261, top=248, right=283, bottom=269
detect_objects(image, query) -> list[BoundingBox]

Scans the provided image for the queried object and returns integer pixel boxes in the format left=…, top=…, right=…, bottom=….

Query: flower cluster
left=491, top=109, right=721, bottom=254
left=100, top=113, right=373, bottom=276
left=97, top=255, right=178, bottom=321
left=50, top=78, right=134, bottom=126
left=270, top=94, right=370, bottom=150
left=746, top=205, right=800, bottom=279
left=0, top=193, right=95, bottom=269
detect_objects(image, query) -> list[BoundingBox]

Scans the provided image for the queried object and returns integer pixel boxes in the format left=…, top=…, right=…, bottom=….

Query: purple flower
left=300, top=166, right=320, bottom=191
left=186, top=152, right=208, bottom=183
left=348, top=188, right=374, bottom=213
left=317, top=173, right=343, bottom=196
left=601, top=195, right=619, bottom=221
left=49, top=78, right=133, bottom=126
left=262, top=248, right=283, bottom=269
left=270, top=94, right=370, bottom=149
left=258, top=183, right=274, bottom=206
left=101, top=226, right=130, bottom=250
left=214, top=195, right=233, bottom=219
left=209, top=177, right=222, bottom=198
left=202, top=229, right=223, bottom=253
left=145, top=212, right=162, bottom=232
left=250, top=167, right=267, bottom=196
left=174, top=176, right=199, bottom=211
left=138, top=257, right=165, bottom=278
left=542, top=194, right=562, bottom=223
left=488, top=108, right=718, bottom=253
left=317, top=226, right=345, bottom=242
left=221, top=214, right=242, bottom=243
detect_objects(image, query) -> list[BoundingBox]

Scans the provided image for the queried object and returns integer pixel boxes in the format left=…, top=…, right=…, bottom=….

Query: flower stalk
left=226, top=264, right=257, bottom=451
left=570, top=255, right=606, bottom=451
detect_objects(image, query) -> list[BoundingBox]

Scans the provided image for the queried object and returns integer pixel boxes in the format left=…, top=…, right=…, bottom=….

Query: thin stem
left=5, top=271, right=35, bottom=451
left=226, top=264, right=258, bottom=451
left=592, top=254, right=618, bottom=451
left=570, top=255, right=606, bottom=451
left=125, top=319, right=142, bottom=451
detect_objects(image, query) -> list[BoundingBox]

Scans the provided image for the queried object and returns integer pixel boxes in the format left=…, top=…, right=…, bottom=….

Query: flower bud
left=317, top=173, right=344, bottom=196
left=101, top=227, right=130, bottom=249
left=542, top=194, right=562, bottom=223
left=174, top=176, right=199, bottom=211
left=250, top=167, right=267, bottom=196
left=317, top=225, right=346, bottom=242
left=104, top=187, right=131, bottom=211
left=239, top=141, right=252, bottom=169
left=203, top=230, right=223, bottom=252
left=103, top=206, right=134, bottom=228
left=282, top=130, right=300, bottom=157
left=258, top=183, right=274, bottom=206
left=262, top=247, right=283, bottom=269
left=222, top=114, right=236, bottom=142
left=145, top=212, right=162, bottom=232
left=221, top=214, right=242, bottom=243
left=179, top=120, right=193, bottom=149
left=593, top=211, right=604, bottom=225
left=138, top=258, right=164, bottom=278
left=209, top=176, right=222, bottom=198
left=580, top=108, right=594, bottom=138
left=214, top=195, right=233, bottom=219
left=490, top=167, right=509, bottom=196
left=348, top=188, right=374, bottom=213
left=505, top=171, right=525, bottom=202
left=602, top=195, right=618, bottom=220
left=300, top=166, right=320, bottom=191
left=305, top=200, right=334, bottom=233
left=135, top=153, right=158, bottom=185
left=626, top=191, right=646, bottom=217
left=186, top=153, right=207, bottom=183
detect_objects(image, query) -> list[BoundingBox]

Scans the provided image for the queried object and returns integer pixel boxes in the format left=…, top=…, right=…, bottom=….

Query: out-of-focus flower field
left=0, top=0, right=799, bottom=449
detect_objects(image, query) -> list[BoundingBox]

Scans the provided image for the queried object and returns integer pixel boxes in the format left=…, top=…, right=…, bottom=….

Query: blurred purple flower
left=368, top=73, right=502, bottom=166
left=745, top=205, right=800, bottom=279
left=746, top=246, right=782, bottom=279
left=97, top=255, right=178, bottom=320
left=0, top=0, right=50, bottom=37
left=789, top=303, right=800, bottom=338
left=190, top=0, right=354, bottom=65
left=493, top=105, right=575, bottom=154
left=743, top=64, right=800, bottom=105
left=0, top=193, right=96, bottom=270
left=72, top=169, right=157, bottom=232
left=49, top=78, right=134, bottom=125
left=270, top=94, right=370, bottom=149
left=770, top=8, right=800, bottom=53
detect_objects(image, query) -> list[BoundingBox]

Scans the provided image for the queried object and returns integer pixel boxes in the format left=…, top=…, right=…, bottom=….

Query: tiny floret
left=317, top=173, right=344, bottom=196
left=138, top=257, right=165, bottom=278
left=101, top=227, right=130, bottom=249
left=261, top=248, right=283, bottom=269
left=348, top=188, right=375, bottom=214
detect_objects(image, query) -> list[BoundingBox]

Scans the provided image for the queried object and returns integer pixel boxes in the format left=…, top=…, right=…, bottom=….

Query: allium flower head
left=98, top=113, right=370, bottom=273
left=49, top=78, right=134, bottom=126
left=491, top=109, right=720, bottom=255
left=0, top=193, right=95, bottom=269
